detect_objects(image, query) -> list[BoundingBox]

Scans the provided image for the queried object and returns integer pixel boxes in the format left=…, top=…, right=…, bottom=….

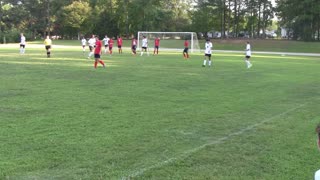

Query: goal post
left=137, top=31, right=200, bottom=53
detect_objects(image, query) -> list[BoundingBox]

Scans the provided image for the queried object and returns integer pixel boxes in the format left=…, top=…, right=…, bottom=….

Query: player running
left=102, top=35, right=110, bottom=54
left=93, top=35, right=106, bottom=69
left=202, top=39, right=213, bottom=67
left=20, top=33, right=26, bottom=54
left=244, top=41, right=253, bottom=69
left=88, top=34, right=96, bottom=59
left=183, top=39, right=189, bottom=59
left=140, top=36, right=149, bottom=56
left=131, top=36, right=137, bottom=55
left=153, top=37, right=160, bottom=55
left=81, top=37, right=87, bottom=53
left=44, top=35, right=52, bottom=58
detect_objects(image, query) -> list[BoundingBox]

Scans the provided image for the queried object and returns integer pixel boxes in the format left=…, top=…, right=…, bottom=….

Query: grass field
left=1, top=43, right=320, bottom=179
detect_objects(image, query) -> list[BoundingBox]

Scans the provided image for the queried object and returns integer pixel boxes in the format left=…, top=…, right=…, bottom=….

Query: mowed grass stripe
left=1, top=46, right=320, bottom=179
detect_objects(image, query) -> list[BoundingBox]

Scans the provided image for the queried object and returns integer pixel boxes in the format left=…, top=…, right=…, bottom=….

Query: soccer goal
left=137, top=31, right=201, bottom=53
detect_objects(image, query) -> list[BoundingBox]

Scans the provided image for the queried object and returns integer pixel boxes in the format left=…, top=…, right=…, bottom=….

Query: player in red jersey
left=109, top=37, right=114, bottom=55
left=131, top=36, right=137, bottom=55
left=117, top=36, right=123, bottom=54
left=183, top=39, right=189, bottom=59
left=93, top=35, right=105, bottom=69
left=153, top=37, right=160, bottom=55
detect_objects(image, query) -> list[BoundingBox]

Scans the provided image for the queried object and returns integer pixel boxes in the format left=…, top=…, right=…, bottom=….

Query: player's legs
left=109, top=47, right=113, bottom=55
left=45, top=46, right=51, bottom=57
left=82, top=45, right=86, bottom=53
left=94, top=54, right=105, bottom=68
left=245, top=56, right=252, bottom=68
left=20, top=44, right=25, bottom=54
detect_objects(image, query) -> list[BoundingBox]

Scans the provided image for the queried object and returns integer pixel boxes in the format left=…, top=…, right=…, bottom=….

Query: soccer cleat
left=202, top=65, right=205, bottom=67
left=248, top=64, right=252, bottom=69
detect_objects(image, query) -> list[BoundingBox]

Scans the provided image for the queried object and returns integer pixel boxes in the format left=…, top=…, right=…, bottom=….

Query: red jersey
left=109, top=39, right=114, bottom=47
left=132, top=39, right=137, bottom=46
left=94, top=40, right=102, bottom=54
left=184, top=40, right=189, bottom=48
left=154, top=38, right=160, bottom=46
left=117, top=38, right=122, bottom=46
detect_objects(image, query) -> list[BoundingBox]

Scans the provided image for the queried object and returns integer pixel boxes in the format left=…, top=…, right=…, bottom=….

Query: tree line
left=0, top=0, right=319, bottom=42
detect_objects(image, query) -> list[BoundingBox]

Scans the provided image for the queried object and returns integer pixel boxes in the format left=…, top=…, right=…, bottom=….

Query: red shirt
left=117, top=38, right=122, bottom=46
left=155, top=38, right=160, bottom=46
left=109, top=39, right=114, bottom=47
left=184, top=40, right=189, bottom=48
left=94, top=40, right=102, bottom=54
left=132, top=39, right=137, bottom=46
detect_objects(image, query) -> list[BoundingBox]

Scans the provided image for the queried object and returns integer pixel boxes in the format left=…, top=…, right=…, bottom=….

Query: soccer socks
left=203, top=60, right=207, bottom=66
left=99, top=60, right=105, bottom=67
left=245, top=60, right=252, bottom=68
left=208, top=60, right=212, bottom=66
left=94, top=61, right=98, bottom=68
left=47, top=51, right=50, bottom=58
left=140, top=51, right=143, bottom=56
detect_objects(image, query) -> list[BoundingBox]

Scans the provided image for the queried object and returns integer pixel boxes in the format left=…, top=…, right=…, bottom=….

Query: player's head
left=95, top=35, right=99, bottom=40
left=21, top=33, right=24, bottom=36
left=143, top=36, right=146, bottom=38
left=46, top=35, right=49, bottom=39
left=206, top=38, right=211, bottom=42
left=247, top=41, right=250, bottom=44
left=105, top=35, right=108, bottom=37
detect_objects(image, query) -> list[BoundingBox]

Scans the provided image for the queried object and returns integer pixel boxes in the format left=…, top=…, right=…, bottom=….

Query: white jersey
left=315, top=169, right=320, bottom=180
left=246, top=44, right=251, bottom=56
left=142, top=38, right=148, bottom=47
left=88, top=38, right=96, bottom=47
left=20, top=36, right=26, bottom=45
left=205, top=42, right=213, bottom=54
left=103, top=37, right=110, bottom=45
left=81, top=39, right=87, bottom=46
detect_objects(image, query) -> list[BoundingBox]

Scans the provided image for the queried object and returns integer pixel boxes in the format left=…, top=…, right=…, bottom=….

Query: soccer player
left=109, top=37, right=114, bottom=55
left=140, top=36, right=149, bottom=56
left=44, top=35, right=52, bottom=58
left=244, top=41, right=253, bottom=68
left=93, top=35, right=106, bottom=69
left=117, top=36, right=123, bottom=54
left=131, top=36, right=137, bottom=55
left=183, top=39, right=189, bottom=59
left=88, top=34, right=96, bottom=59
left=81, top=37, right=87, bottom=53
left=202, top=39, right=213, bottom=67
left=20, top=33, right=26, bottom=54
left=153, top=37, right=160, bottom=55
left=102, top=35, right=110, bottom=54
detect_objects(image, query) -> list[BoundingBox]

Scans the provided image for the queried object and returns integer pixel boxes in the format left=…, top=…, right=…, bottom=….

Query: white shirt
left=20, top=36, right=26, bottom=45
left=88, top=38, right=96, bottom=47
left=81, top=39, right=87, bottom=46
left=205, top=42, right=213, bottom=54
left=246, top=44, right=251, bottom=56
left=103, top=37, right=110, bottom=45
left=315, top=169, right=320, bottom=180
left=142, top=38, right=148, bottom=47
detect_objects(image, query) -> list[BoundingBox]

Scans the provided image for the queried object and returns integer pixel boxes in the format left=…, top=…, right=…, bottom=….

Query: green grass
left=28, top=38, right=320, bottom=53
left=1, top=45, right=320, bottom=179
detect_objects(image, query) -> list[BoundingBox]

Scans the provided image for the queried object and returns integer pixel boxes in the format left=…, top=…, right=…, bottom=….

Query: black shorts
left=183, top=47, right=188, bottom=53
left=20, top=44, right=25, bottom=48
left=132, top=45, right=136, bottom=50
left=142, top=47, right=147, bottom=50
left=246, top=55, right=251, bottom=59
left=205, top=54, right=212, bottom=57
left=82, top=45, right=85, bottom=48
left=104, top=45, right=109, bottom=48
left=45, top=45, right=51, bottom=50
left=154, top=46, right=159, bottom=49
left=89, top=46, right=94, bottom=51
left=94, top=54, right=101, bottom=58
left=109, top=47, right=113, bottom=50
left=118, top=45, right=122, bottom=48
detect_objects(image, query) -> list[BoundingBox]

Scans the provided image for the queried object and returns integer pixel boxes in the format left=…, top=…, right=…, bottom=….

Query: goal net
left=137, top=31, right=200, bottom=53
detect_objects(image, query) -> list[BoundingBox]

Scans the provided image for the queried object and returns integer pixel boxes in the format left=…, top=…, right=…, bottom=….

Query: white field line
left=123, top=103, right=307, bottom=179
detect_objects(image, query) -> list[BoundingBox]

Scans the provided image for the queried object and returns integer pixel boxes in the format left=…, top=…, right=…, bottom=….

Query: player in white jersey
left=244, top=41, right=252, bottom=68
left=20, top=33, right=26, bottom=54
left=202, top=39, right=213, bottom=67
left=140, top=36, right=149, bottom=56
left=102, top=35, right=110, bottom=54
left=88, top=35, right=96, bottom=59
left=81, top=37, right=87, bottom=53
